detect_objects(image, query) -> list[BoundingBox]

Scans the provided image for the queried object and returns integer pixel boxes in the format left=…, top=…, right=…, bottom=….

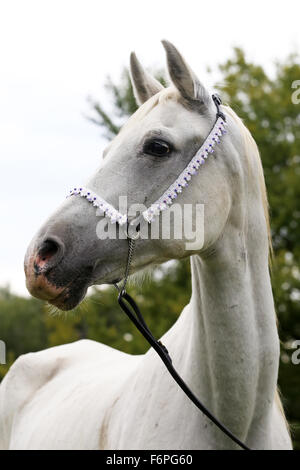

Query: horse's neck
left=177, top=223, right=280, bottom=448
left=108, top=218, right=280, bottom=450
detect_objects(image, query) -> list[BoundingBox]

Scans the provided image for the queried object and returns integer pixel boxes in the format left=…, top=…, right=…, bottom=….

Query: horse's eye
left=143, top=139, right=172, bottom=157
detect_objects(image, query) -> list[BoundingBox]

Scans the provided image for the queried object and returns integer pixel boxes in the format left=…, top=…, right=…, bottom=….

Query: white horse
left=0, top=41, right=292, bottom=450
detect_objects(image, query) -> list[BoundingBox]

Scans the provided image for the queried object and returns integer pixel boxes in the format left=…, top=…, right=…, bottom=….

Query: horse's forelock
left=117, top=86, right=181, bottom=137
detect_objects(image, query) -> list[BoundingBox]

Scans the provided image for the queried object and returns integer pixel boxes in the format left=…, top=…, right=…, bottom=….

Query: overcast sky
left=0, top=0, right=299, bottom=295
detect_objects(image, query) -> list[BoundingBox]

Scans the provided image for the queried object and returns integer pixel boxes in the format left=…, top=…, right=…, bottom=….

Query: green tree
left=0, top=287, right=48, bottom=379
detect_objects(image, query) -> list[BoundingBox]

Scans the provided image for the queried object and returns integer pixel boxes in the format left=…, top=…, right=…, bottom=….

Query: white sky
left=0, top=0, right=299, bottom=295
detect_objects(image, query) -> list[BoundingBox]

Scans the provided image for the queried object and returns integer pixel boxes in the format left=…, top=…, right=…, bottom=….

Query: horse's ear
left=130, top=52, right=164, bottom=106
left=162, top=40, right=210, bottom=105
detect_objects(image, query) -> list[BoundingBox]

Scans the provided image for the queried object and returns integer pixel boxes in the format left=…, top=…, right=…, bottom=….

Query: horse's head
left=25, top=41, right=247, bottom=310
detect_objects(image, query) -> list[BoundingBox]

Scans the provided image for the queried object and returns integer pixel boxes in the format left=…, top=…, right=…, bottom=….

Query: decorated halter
left=67, top=94, right=227, bottom=227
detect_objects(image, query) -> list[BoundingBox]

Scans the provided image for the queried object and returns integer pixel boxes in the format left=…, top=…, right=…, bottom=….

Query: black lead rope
left=115, top=236, right=251, bottom=451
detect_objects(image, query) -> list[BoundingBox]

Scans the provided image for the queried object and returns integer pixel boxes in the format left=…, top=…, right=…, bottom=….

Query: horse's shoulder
left=0, top=340, right=137, bottom=449
left=2, top=339, right=117, bottom=394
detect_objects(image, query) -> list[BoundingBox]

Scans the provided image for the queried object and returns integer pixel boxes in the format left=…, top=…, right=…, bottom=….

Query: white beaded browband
left=68, top=95, right=227, bottom=226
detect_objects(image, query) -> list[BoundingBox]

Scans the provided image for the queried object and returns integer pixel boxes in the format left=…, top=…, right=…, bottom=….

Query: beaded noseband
left=67, top=95, right=250, bottom=450
left=68, top=94, right=227, bottom=227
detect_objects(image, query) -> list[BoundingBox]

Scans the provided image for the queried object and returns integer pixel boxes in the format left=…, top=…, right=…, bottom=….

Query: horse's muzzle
left=24, top=236, right=66, bottom=301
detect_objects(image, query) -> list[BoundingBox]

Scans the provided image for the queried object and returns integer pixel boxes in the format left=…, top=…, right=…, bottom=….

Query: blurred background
left=0, top=0, right=299, bottom=448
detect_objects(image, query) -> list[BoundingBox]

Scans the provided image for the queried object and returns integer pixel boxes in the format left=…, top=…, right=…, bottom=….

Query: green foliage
left=0, top=50, right=299, bottom=448
left=0, top=287, right=48, bottom=378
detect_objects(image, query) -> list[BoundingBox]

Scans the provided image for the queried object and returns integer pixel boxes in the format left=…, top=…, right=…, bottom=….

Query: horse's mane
left=223, top=106, right=291, bottom=434
left=118, top=87, right=180, bottom=136
left=223, top=106, right=273, bottom=261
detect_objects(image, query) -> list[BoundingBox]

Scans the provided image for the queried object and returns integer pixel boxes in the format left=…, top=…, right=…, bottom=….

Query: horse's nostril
left=36, top=237, right=63, bottom=270
left=39, top=239, right=59, bottom=260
